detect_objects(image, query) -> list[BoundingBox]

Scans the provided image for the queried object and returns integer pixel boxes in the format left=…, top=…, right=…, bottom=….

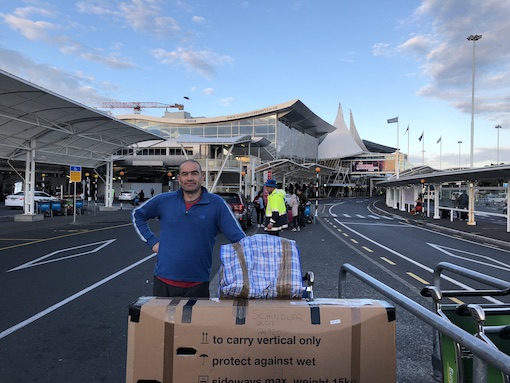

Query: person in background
left=289, top=190, right=300, bottom=231
left=132, top=159, right=245, bottom=298
left=138, top=189, right=145, bottom=203
left=150, top=188, right=154, bottom=198
left=458, top=190, right=469, bottom=220
left=296, top=188, right=308, bottom=228
left=415, top=196, right=423, bottom=215
left=263, top=179, right=288, bottom=236
left=253, top=190, right=265, bottom=228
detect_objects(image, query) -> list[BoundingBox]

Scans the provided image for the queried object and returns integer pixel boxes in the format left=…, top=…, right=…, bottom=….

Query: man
left=263, top=179, right=288, bottom=235
left=132, top=159, right=246, bottom=297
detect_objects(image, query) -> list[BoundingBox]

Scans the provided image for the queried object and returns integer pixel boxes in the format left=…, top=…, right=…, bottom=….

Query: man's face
left=178, top=162, right=204, bottom=193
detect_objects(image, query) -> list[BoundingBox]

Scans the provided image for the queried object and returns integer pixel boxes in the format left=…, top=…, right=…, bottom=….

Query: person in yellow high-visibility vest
left=263, top=179, right=288, bottom=236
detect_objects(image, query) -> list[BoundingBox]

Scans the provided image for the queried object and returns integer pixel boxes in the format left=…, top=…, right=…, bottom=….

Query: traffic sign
left=70, top=165, right=82, bottom=182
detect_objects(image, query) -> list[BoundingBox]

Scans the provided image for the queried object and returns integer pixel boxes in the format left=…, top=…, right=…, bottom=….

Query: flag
left=419, top=132, right=424, bottom=141
left=387, top=117, right=398, bottom=123
left=404, top=125, right=409, bottom=135
left=437, top=136, right=441, bottom=144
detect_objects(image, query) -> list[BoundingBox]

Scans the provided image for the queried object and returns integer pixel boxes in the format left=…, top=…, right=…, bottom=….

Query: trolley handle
left=456, top=303, right=510, bottom=317
left=422, top=287, right=510, bottom=298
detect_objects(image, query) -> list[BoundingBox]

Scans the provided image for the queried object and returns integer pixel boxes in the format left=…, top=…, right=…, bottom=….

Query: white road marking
left=8, top=239, right=117, bottom=272
left=0, top=253, right=156, bottom=340
left=428, top=243, right=510, bottom=272
left=333, top=218, right=505, bottom=305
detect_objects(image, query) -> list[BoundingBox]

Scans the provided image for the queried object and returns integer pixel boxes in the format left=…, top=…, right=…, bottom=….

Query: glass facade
left=123, top=113, right=319, bottom=163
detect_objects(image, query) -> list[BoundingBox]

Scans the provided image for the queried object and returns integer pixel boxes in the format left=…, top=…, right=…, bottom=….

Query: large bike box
left=126, top=297, right=396, bottom=383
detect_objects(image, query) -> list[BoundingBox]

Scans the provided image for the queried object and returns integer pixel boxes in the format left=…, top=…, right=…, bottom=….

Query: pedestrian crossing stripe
left=341, top=213, right=393, bottom=220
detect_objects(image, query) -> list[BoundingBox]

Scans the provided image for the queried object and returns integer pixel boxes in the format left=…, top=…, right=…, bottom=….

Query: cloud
left=203, top=88, right=214, bottom=95
left=152, top=47, right=233, bottom=79
left=2, top=3, right=136, bottom=69
left=400, top=0, right=510, bottom=124
left=1, top=13, right=58, bottom=41
left=0, top=47, right=116, bottom=106
left=79, top=52, right=136, bottom=69
left=371, top=43, right=391, bottom=57
left=77, top=0, right=180, bottom=37
left=192, top=16, right=205, bottom=24
left=219, top=97, right=234, bottom=106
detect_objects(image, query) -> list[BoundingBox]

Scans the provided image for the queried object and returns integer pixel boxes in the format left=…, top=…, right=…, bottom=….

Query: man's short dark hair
left=178, top=159, right=202, bottom=173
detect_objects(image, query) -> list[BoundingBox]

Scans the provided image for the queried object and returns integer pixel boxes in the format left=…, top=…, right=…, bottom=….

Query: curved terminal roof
left=117, top=99, right=336, bottom=142
left=0, top=69, right=162, bottom=169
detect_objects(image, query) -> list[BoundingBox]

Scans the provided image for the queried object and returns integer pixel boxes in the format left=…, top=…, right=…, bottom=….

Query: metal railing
left=338, top=262, right=510, bottom=381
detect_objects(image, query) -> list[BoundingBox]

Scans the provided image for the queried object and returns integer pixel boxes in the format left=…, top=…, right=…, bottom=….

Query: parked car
left=4, top=191, right=59, bottom=209
left=215, top=192, right=252, bottom=230
left=118, top=189, right=139, bottom=203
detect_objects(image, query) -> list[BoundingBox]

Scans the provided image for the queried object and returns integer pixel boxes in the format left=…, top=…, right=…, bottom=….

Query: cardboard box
left=126, top=297, right=396, bottom=383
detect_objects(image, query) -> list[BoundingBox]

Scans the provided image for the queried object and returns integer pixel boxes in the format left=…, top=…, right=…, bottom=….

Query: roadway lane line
left=0, top=253, right=156, bottom=340
left=407, top=272, right=429, bottom=285
left=334, top=218, right=505, bottom=305
left=381, top=257, right=395, bottom=265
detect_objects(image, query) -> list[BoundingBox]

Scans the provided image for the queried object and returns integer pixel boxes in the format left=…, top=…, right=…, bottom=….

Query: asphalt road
left=0, top=199, right=508, bottom=382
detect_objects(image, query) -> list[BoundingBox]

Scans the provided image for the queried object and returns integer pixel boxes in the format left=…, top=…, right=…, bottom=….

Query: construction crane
left=101, top=102, right=184, bottom=114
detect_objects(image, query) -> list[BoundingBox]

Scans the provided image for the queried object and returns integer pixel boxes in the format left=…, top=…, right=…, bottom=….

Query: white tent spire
left=318, top=103, right=364, bottom=159
left=349, top=109, right=369, bottom=152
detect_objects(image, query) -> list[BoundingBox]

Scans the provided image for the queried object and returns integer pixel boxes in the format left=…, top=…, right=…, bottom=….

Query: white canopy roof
left=0, top=69, right=162, bottom=169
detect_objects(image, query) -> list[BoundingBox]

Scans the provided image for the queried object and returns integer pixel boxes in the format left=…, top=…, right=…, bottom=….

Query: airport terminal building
left=114, top=100, right=405, bottom=198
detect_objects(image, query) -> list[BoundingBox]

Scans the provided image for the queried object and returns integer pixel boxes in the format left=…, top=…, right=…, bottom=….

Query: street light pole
left=467, top=34, right=482, bottom=168
left=495, top=125, right=502, bottom=165
left=458, top=141, right=462, bottom=168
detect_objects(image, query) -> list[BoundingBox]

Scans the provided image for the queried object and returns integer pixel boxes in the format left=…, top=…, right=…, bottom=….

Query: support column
left=400, top=186, right=406, bottom=211
left=433, top=183, right=440, bottom=219
left=467, top=182, right=476, bottom=226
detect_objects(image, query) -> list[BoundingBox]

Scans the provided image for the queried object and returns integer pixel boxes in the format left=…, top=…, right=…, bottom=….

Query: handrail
left=433, top=261, right=510, bottom=291
left=338, top=263, right=510, bottom=380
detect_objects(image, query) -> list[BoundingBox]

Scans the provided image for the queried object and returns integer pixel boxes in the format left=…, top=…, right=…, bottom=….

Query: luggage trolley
left=126, top=235, right=397, bottom=383
left=421, top=262, right=510, bottom=383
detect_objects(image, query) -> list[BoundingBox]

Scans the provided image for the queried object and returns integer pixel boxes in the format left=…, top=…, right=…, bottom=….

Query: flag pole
left=396, top=119, right=400, bottom=179
left=422, top=133, right=425, bottom=165
left=437, top=136, right=442, bottom=170
left=407, top=125, right=410, bottom=168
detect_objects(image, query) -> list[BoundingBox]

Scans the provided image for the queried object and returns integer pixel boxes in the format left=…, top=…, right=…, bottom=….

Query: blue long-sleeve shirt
left=132, top=187, right=246, bottom=282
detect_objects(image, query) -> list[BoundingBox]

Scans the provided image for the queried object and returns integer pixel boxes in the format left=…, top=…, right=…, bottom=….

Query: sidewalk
left=371, top=198, right=510, bottom=249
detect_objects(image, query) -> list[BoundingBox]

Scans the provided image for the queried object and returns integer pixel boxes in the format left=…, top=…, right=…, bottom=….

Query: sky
left=1, top=0, right=509, bottom=170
